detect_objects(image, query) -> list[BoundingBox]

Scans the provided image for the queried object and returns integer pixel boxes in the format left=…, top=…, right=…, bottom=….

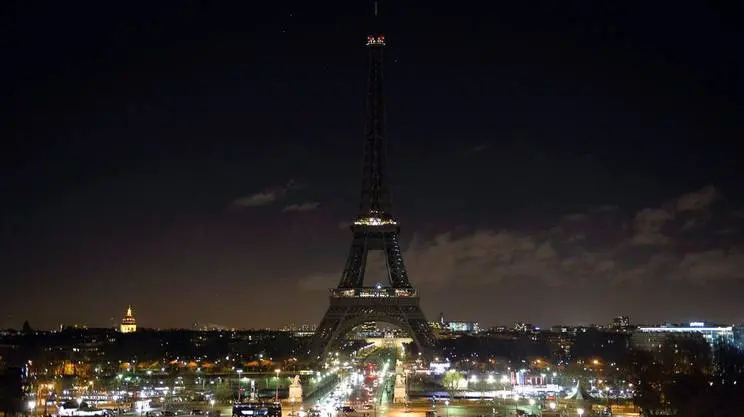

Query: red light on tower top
left=366, top=34, right=385, bottom=46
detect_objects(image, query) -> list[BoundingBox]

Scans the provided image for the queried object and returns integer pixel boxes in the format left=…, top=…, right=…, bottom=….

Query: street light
left=444, top=400, right=449, bottom=417
left=576, top=408, right=584, bottom=417
left=549, top=402, right=556, bottom=411
left=275, top=369, right=281, bottom=402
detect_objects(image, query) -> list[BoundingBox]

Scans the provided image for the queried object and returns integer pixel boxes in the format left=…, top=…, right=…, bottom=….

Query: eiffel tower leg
left=400, top=305, right=438, bottom=355
left=339, top=238, right=368, bottom=288
left=382, top=232, right=412, bottom=288
left=396, top=306, right=429, bottom=354
left=309, top=307, right=341, bottom=361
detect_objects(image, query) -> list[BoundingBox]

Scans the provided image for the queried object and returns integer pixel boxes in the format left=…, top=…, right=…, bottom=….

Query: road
left=152, top=350, right=637, bottom=417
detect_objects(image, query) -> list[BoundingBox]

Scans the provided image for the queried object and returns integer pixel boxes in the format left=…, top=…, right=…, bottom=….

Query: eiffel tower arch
left=308, top=10, right=437, bottom=361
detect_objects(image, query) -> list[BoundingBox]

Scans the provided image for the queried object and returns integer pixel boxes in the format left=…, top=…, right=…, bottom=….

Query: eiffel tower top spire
left=356, top=1, right=395, bottom=226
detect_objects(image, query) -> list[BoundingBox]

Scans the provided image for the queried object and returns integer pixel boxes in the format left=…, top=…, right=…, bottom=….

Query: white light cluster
left=331, top=288, right=416, bottom=298
left=353, top=217, right=397, bottom=226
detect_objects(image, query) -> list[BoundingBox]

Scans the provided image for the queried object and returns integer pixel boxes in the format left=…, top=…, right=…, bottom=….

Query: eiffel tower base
left=308, top=295, right=436, bottom=361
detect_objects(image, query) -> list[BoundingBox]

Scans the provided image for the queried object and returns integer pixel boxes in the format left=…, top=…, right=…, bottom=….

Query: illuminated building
left=119, top=306, right=137, bottom=333
left=633, top=321, right=733, bottom=350
left=612, top=315, right=631, bottom=330
left=447, top=321, right=480, bottom=333
left=734, top=325, right=744, bottom=350
left=514, top=322, right=536, bottom=332
left=435, top=312, right=479, bottom=334
left=357, top=322, right=380, bottom=338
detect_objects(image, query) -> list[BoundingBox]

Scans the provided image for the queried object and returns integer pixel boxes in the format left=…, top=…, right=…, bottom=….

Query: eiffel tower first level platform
left=308, top=15, right=438, bottom=360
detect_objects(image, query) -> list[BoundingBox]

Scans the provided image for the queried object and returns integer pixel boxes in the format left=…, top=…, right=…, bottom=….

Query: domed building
left=119, top=305, right=137, bottom=333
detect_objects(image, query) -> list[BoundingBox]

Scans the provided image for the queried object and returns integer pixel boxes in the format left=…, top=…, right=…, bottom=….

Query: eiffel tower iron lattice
left=308, top=17, right=437, bottom=361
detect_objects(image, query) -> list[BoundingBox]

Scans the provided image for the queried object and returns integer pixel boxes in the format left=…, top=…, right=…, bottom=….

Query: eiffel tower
left=308, top=5, right=437, bottom=360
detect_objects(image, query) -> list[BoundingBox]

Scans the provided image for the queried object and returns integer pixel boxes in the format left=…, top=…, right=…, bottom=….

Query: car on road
left=308, top=408, right=321, bottom=417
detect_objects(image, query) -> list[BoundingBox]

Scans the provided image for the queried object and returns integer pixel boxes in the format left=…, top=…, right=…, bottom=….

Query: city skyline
left=8, top=305, right=739, bottom=332
left=4, top=2, right=743, bottom=329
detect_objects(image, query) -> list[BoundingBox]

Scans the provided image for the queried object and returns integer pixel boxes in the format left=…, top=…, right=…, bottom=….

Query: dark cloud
left=676, top=248, right=744, bottom=284
left=282, top=202, right=320, bottom=213
left=231, top=192, right=280, bottom=208
left=229, top=180, right=297, bottom=209
left=631, top=208, right=673, bottom=246
left=676, top=185, right=719, bottom=212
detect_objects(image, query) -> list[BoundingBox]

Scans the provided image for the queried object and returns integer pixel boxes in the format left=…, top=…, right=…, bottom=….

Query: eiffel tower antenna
left=308, top=11, right=437, bottom=361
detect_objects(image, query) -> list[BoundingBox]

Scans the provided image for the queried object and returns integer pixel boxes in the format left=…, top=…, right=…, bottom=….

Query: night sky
left=3, top=2, right=743, bottom=330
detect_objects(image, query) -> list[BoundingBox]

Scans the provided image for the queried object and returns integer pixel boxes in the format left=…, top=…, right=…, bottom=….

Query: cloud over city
left=297, top=186, right=744, bottom=291
left=230, top=180, right=297, bottom=209
left=282, top=202, right=320, bottom=213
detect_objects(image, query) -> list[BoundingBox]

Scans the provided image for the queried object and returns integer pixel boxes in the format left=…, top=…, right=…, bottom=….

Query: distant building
left=633, top=322, right=734, bottom=351
left=612, top=316, right=631, bottom=331
left=357, top=322, right=379, bottom=338
left=514, top=322, right=537, bottom=332
left=434, top=312, right=479, bottom=335
left=0, top=366, right=26, bottom=415
left=119, top=306, right=137, bottom=333
left=278, top=323, right=317, bottom=337
left=447, top=321, right=480, bottom=333
left=733, top=325, right=744, bottom=350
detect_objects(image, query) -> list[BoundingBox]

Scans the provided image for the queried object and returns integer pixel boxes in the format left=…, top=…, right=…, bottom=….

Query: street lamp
left=549, top=402, right=556, bottom=411
left=576, top=408, right=584, bottom=417
left=210, top=399, right=215, bottom=411
left=444, top=400, right=449, bottom=417
left=275, top=369, right=281, bottom=402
